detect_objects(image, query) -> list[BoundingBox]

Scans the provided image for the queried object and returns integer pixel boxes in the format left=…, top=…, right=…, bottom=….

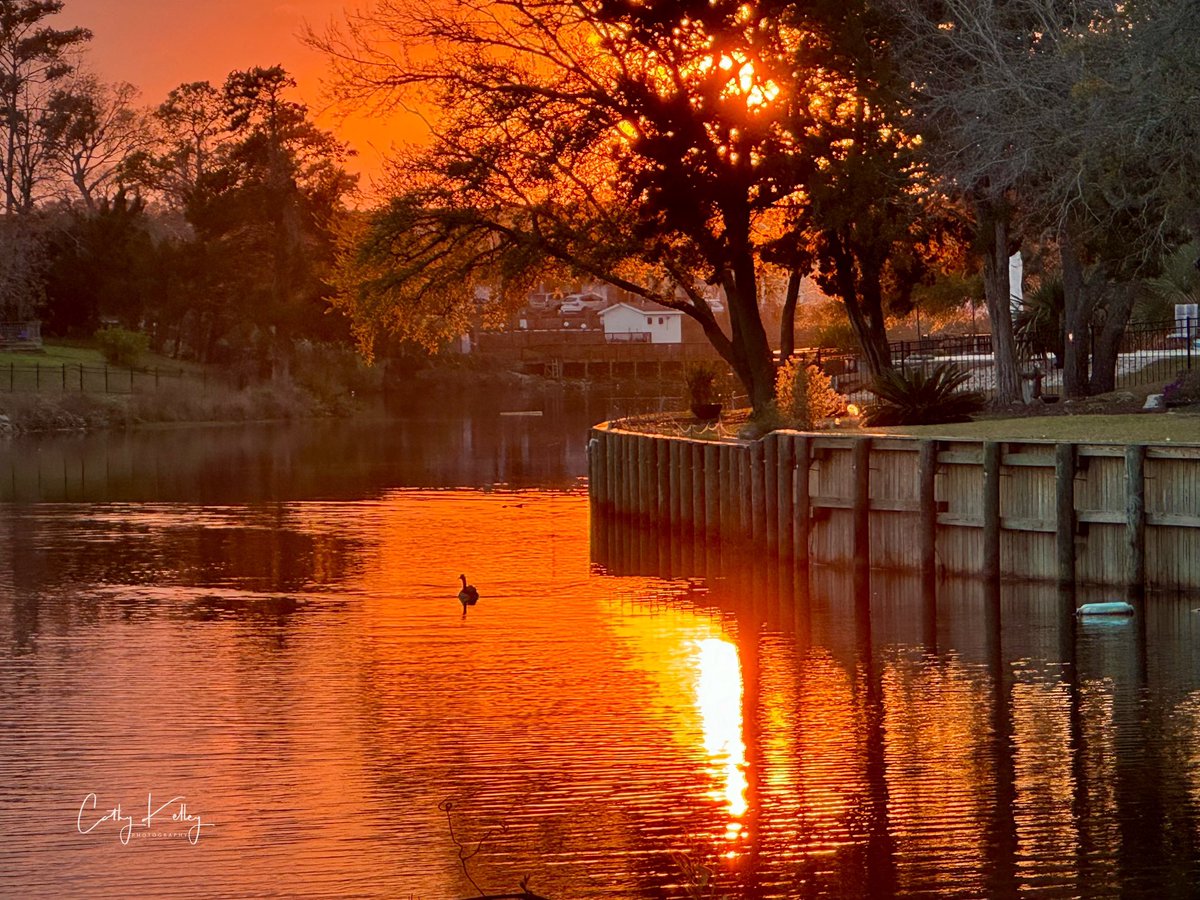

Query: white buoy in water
left=1076, top=601, right=1135, bottom=617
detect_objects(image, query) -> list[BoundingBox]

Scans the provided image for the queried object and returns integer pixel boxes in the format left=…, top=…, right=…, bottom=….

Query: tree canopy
left=314, top=0, right=939, bottom=412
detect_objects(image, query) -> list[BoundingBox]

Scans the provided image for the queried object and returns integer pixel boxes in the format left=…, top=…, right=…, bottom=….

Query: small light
left=847, top=403, right=861, bottom=416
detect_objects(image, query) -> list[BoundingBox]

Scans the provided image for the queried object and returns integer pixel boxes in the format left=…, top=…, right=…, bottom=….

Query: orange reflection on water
left=694, top=638, right=749, bottom=829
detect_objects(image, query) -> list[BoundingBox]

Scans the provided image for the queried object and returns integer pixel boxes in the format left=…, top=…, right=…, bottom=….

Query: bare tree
left=43, top=75, right=152, bottom=211
left=0, top=0, right=90, bottom=213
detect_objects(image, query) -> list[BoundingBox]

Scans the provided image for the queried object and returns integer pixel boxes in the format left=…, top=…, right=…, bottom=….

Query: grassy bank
left=0, top=378, right=354, bottom=434
left=0, top=340, right=370, bottom=434
left=872, top=410, right=1200, bottom=443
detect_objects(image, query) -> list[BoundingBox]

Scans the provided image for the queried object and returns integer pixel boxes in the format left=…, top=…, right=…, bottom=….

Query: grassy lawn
left=869, top=411, right=1200, bottom=444
left=0, top=341, right=202, bottom=374
left=1, top=343, right=104, bottom=366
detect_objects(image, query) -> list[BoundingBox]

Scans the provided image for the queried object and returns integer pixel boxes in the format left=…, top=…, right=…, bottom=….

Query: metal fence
left=885, top=319, right=1197, bottom=399
left=1, top=362, right=190, bottom=394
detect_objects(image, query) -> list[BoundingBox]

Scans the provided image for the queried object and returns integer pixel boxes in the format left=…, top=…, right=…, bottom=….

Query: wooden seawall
left=588, top=426, right=1200, bottom=593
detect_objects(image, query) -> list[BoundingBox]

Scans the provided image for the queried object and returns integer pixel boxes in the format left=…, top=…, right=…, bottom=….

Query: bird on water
left=458, top=574, right=479, bottom=616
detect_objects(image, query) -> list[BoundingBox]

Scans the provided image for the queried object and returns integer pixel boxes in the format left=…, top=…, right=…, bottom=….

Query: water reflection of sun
left=694, top=637, right=748, bottom=847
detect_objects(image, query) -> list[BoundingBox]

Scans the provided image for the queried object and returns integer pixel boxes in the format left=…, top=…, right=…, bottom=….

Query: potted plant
left=685, top=362, right=723, bottom=421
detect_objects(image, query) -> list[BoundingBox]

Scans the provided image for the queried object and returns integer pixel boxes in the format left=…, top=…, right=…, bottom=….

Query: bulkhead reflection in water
left=592, top=507, right=1200, bottom=897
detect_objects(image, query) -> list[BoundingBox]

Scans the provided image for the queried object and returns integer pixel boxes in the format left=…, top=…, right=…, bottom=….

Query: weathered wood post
left=656, top=440, right=670, bottom=524
left=605, top=429, right=616, bottom=514
left=690, top=442, right=703, bottom=536
left=705, top=442, right=720, bottom=539
left=776, top=436, right=795, bottom=558
left=1055, top=442, right=1076, bottom=588
left=720, top=444, right=736, bottom=537
left=918, top=440, right=939, bottom=580
left=590, top=430, right=604, bottom=508
left=751, top=440, right=766, bottom=546
left=1125, top=444, right=1146, bottom=599
left=739, top=445, right=752, bottom=541
left=610, top=432, right=622, bottom=515
left=633, top=434, right=652, bottom=520
left=678, top=440, right=692, bottom=530
left=764, top=435, right=779, bottom=554
left=794, top=436, right=811, bottom=568
left=852, top=438, right=872, bottom=570
left=983, top=441, right=1003, bottom=581
left=671, top=440, right=686, bottom=527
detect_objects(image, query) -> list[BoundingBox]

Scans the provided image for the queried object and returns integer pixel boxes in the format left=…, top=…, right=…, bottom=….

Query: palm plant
left=1014, top=278, right=1064, bottom=367
left=1140, top=240, right=1200, bottom=323
left=864, top=363, right=986, bottom=426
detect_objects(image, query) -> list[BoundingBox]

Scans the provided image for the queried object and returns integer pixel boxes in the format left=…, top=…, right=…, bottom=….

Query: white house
left=598, top=303, right=683, bottom=344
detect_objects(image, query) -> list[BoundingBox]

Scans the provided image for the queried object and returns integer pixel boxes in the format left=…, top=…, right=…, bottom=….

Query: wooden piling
left=689, top=442, right=703, bottom=536
left=918, top=440, right=938, bottom=579
left=638, top=434, right=650, bottom=520
left=794, top=436, right=811, bottom=568
left=656, top=440, right=670, bottom=524
left=681, top=441, right=691, bottom=532
left=764, top=435, right=779, bottom=554
left=590, top=431, right=604, bottom=508
left=705, top=442, right=720, bottom=538
left=1125, top=444, right=1146, bottom=598
left=982, top=441, right=1002, bottom=581
left=670, top=440, right=684, bottom=526
left=719, top=444, right=736, bottom=537
left=751, top=441, right=766, bottom=546
left=616, top=433, right=628, bottom=516
left=739, top=446, right=752, bottom=541
left=776, top=436, right=794, bottom=558
left=852, top=438, right=872, bottom=569
left=1055, top=442, right=1076, bottom=588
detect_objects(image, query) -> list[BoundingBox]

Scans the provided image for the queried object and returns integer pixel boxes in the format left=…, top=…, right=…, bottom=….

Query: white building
left=598, top=303, right=683, bottom=344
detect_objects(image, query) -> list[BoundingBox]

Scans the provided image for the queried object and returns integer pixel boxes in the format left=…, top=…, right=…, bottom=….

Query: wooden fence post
left=983, top=441, right=1003, bottom=581
left=852, top=438, right=872, bottom=570
left=794, top=436, right=811, bottom=568
left=662, top=441, right=672, bottom=525
left=705, top=442, right=720, bottom=539
left=776, top=436, right=794, bottom=558
left=1055, top=442, right=1076, bottom=589
left=751, top=440, right=766, bottom=546
left=918, top=440, right=939, bottom=580
left=764, top=435, right=779, bottom=554
left=1125, top=444, right=1146, bottom=599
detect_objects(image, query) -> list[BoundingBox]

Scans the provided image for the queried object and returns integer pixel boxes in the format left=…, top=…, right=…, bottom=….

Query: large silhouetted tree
left=313, top=0, right=939, bottom=412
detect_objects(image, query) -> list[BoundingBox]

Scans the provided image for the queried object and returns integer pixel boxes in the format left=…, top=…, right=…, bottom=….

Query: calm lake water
left=2, top=395, right=1199, bottom=898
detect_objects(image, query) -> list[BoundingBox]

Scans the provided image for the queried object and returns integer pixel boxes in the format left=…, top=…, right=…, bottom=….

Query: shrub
left=863, top=363, right=986, bottom=426
left=775, top=358, right=844, bottom=429
left=94, top=326, right=150, bottom=368
left=1163, top=370, right=1200, bottom=406
left=684, top=361, right=723, bottom=407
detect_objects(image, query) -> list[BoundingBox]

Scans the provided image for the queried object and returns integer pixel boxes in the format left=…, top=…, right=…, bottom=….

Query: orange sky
left=58, top=0, right=420, bottom=184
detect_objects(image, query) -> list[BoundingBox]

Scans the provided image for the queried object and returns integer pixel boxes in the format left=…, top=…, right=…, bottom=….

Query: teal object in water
left=1076, top=601, right=1135, bottom=616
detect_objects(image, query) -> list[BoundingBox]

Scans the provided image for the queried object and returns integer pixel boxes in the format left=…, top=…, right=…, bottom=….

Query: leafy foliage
left=684, top=362, right=723, bottom=408
left=775, top=357, right=844, bottom=429
left=864, top=363, right=985, bottom=426
left=94, top=325, right=149, bottom=368
left=1014, top=278, right=1064, bottom=364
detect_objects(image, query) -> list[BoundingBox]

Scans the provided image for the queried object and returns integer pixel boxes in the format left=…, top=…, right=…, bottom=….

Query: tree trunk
left=723, top=258, right=777, bottom=416
left=829, top=233, right=891, bottom=377
left=779, top=269, right=801, bottom=360
left=1089, top=283, right=1137, bottom=395
left=1060, top=228, right=1094, bottom=398
left=979, top=211, right=1023, bottom=404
